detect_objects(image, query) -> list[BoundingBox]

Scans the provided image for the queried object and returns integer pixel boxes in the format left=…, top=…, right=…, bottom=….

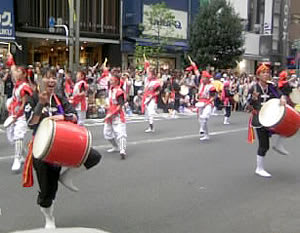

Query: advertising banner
left=0, top=0, right=15, bottom=41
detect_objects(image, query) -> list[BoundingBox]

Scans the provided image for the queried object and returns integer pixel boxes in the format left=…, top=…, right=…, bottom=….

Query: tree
left=136, top=2, right=177, bottom=69
left=189, top=0, right=244, bottom=69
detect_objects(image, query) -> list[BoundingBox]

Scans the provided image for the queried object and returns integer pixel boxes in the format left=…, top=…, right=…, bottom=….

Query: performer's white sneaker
left=272, top=135, right=289, bottom=155
left=107, top=147, right=119, bottom=153
left=255, top=168, right=272, bottom=178
left=11, top=158, right=22, bottom=173
left=145, top=128, right=154, bottom=133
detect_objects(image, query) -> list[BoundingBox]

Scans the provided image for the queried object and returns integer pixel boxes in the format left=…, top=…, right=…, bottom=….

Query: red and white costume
left=196, top=72, right=214, bottom=140
left=103, top=85, right=127, bottom=155
left=6, top=80, right=32, bottom=172
left=142, top=76, right=161, bottom=127
left=72, top=80, right=88, bottom=125
left=7, top=81, right=32, bottom=143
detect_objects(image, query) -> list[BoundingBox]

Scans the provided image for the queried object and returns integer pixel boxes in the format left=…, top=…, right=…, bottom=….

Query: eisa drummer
left=247, top=64, right=289, bottom=178
left=24, top=68, right=102, bottom=229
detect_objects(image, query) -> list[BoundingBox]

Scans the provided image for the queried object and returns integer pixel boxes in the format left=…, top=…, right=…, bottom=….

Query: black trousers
left=224, top=106, right=231, bottom=117
left=33, top=148, right=102, bottom=208
left=255, top=127, right=270, bottom=157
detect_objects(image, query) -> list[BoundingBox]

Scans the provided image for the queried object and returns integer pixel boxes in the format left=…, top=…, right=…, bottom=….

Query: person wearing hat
left=5, top=54, right=33, bottom=172
left=71, top=70, right=88, bottom=125
left=196, top=70, right=216, bottom=141
left=247, top=63, right=288, bottom=178
left=142, top=64, right=161, bottom=133
left=278, top=70, right=294, bottom=106
left=103, top=68, right=127, bottom=159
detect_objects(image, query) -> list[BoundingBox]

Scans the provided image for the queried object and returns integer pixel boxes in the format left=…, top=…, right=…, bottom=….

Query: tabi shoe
left=145, top=127, right=155, bottom=133
left=200, top=134, right=210, bottom=141
left=120, top=149, right=126, bottom=160
left=255, top=155, right=272, bottom=178
left=59, top=166, right=86, bottom=192
left=40, top=205, right=56, bottom=229
left=223, top=117, right=230, bottom=125
left=255, top=168, right=272, bottom=178
left=11, top=157, right=22, bottom=173
left=107, top=147, right=119, bottom=153
left=273, top=145, right=289, bottom=155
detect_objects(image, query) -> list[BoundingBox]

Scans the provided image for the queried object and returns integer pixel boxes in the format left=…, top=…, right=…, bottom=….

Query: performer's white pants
left=76, top=110, right=86, bottom=126
left=197, top=105, right=212, bottom=135
left=6, top=116, right=27, bottom=144
left=103, top=117, right=127, bottom=151
left=145, top=99, right=157, bottom=125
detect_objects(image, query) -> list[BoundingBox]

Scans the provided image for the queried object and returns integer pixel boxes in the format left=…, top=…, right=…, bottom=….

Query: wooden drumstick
left=8, top=43, right=11, bottom=54
left=143, top=53, right=147, bottom=61
left=188, top=55, right=193, bottom=64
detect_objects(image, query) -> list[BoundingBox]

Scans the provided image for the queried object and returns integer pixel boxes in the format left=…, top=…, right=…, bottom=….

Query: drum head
left=32, top=118, right=54, bottom=159
left=3, top=116, right=14, bottom=128
left=259, top=99, right=285, bottom=127
left=180, top=86, right=189, bottom=96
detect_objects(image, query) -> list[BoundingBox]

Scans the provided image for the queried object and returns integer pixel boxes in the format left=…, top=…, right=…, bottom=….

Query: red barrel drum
left=33, top=118, right=91, bottom=167
left=259, top=98, right=300, bottom=137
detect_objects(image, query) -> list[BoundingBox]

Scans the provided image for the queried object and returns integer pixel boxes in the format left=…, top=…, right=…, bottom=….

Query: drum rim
left=259, top=99, right=285, bottom=128
left=78, top=129, right=92, bottom=167
left=33, top=118, right=55, bottom=160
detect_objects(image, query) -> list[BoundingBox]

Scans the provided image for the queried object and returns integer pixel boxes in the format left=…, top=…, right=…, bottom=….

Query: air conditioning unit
left=254, top=24, right=261, bottom=34
left=57, top=18, right=63, bottom=25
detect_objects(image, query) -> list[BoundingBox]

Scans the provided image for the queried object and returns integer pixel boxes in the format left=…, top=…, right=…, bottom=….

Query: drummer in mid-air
left=247, top=63, right=288, bottom=178
left=24, top=68, right=102, bottom=229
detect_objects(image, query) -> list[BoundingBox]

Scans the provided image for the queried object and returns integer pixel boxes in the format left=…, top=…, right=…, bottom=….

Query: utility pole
left=69, top=0, right=74, bottom=73
left=75, top=0, right=80, bottom=72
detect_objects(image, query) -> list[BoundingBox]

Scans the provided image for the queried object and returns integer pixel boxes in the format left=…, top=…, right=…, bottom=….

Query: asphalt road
left=0, top=112, right=299, bottom=233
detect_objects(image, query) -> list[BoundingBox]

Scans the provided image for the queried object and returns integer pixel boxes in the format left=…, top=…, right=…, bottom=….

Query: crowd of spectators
left=1, top=62, right=299, bottom=123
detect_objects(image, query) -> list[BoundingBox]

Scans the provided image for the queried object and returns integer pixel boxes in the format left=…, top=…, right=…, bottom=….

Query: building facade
left=122, top=0, right=199, bottom=70
left=13, top=0, right=121, bottom=67
left=231, top=0, right=293, bottom=74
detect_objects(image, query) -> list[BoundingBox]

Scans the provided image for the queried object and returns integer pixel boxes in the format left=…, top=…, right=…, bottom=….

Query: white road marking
left=0, top=127, right=247, bottom=161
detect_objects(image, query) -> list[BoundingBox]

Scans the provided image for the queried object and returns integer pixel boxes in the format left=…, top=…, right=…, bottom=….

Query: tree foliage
left=189, top=0, right=244, bottom=69
left=135, top=2, right=177, bottom=69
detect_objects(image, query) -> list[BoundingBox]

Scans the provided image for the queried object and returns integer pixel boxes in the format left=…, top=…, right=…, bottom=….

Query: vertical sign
left=264, top=0, right=273, bottom=35
left=0, top=0, right=15, bottom=40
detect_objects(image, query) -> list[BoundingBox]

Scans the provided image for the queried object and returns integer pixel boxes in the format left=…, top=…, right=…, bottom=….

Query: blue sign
left=49, top=17, right=56, bottom=28
left=0, top=0, right=15, bottom=41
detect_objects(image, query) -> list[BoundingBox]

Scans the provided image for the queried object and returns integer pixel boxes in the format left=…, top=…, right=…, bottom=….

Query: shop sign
left=0, top=0, right=15, bottom=40
left=143, top=5, right=188, bottom=40
left=282, top=0, right=289, bottom=41
left=263, top=0, right=273, bottom=35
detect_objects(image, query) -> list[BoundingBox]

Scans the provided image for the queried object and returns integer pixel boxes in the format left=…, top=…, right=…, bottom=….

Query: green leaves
left=190, top=0, right=244, bottom=69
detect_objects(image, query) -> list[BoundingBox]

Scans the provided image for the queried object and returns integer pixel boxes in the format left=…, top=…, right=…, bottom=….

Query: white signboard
left=264, top=0, right=273, bottom=34
left=143, top=4, right=188, bottom=40
left=228, top=0, right=248, bottom=20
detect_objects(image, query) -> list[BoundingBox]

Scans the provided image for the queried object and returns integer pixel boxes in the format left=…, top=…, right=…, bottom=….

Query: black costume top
left=248, top=82, right=283, bottom=127
left=24, top=91, right=76, bottom=135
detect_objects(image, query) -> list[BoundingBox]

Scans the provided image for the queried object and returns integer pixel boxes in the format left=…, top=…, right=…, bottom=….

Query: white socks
left=255, top=155, right=271, bottom=178
left=40, top=204, right=56, bottom=229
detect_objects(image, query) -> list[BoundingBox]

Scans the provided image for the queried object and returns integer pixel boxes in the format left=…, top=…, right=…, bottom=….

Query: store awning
left=125, top=37, right=189, bottom=51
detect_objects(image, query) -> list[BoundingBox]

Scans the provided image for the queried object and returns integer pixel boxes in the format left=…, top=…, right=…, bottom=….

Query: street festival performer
left=71, top=70, right=89, bottom=125
left=5, top=54, right=33, bottom=173
left=103, top=68, right=127, bottom=159
left=247, top=63, right=299, bottom=178
left=142, top=54, right=161, bottom=133
left=189, top=56, right=216, bottom=141
left=23, top=68, right=102, bottom=229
